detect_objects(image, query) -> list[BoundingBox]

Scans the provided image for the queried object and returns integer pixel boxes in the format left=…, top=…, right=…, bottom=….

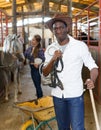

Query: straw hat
left=46, top=13, right=72, bottom=32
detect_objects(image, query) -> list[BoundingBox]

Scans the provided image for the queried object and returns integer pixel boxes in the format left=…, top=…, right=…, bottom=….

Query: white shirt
left=44, top=35, right=98, bottom=98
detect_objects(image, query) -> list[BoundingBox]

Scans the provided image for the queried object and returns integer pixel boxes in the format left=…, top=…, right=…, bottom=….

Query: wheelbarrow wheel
left=20, top=119, right=37, bottom=130
left=20, top=119, right=45, bottom=130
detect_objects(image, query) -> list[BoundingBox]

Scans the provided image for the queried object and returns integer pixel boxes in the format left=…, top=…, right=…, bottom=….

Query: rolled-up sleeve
left=80, top=43, right=98, bottom=70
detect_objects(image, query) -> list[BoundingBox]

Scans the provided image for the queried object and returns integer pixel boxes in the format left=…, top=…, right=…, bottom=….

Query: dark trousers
left=30, top=65, right=43, bottom=98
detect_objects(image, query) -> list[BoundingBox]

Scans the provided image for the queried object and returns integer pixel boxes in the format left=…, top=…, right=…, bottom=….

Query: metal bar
left=75, top=0, right=98, bottom=16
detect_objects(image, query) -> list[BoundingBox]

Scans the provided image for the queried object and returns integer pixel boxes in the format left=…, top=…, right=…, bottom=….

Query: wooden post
left=67, top=0, right=72, bottom=35
left=12, top=0, right=17, bottom=34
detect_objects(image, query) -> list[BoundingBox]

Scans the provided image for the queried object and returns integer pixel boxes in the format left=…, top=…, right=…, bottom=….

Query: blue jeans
left=53, top=95, right=85, bottom=130
left=30, top=65, right=43, bottom=98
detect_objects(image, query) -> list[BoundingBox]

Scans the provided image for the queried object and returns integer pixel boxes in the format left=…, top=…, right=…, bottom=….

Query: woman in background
left=24, top=34, right=45, bottom=98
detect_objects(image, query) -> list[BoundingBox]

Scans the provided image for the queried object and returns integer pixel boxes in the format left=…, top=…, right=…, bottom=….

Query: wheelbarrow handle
left=89, top=89, right=100, bottom=130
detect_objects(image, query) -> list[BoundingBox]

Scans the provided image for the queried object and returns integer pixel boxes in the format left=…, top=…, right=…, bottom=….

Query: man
left=42, top=14, right=98, bottom=130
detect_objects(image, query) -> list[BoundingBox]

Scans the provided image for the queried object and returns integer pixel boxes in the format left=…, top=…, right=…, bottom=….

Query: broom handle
left=89, top=89, right=100, bottom=130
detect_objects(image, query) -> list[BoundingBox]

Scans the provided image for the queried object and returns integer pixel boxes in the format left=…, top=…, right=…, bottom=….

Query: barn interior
left=0, top=0, right=101, bottom=130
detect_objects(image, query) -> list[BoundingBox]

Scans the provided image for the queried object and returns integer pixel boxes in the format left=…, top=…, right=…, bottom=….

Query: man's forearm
left=90, top=68, right=98, bottom=83
left=42, top=58, right=55, bottom=76
left=43, top=50, right=63, bottom=76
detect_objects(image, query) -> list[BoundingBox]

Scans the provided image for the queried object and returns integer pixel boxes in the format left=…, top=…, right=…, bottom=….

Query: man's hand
left=85, top=79, right=95, bottom=89
left=52, top=50, right=62, bottom=61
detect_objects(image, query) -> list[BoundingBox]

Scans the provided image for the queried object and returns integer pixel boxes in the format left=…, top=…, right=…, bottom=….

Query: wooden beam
left=50, top=0, right=99, bottom=13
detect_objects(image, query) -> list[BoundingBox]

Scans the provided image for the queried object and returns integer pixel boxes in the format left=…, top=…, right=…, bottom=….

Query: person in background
left=42, top=14, right=98, bottom=130
left=24, top=34, right=45, bottom=98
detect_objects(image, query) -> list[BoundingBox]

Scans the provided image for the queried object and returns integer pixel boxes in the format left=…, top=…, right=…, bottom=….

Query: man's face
left=52, top=21, right=68, bottom=42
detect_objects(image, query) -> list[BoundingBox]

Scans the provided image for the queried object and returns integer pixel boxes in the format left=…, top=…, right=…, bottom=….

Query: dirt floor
left=0, top=65, right=101, bottom=130
left=0, top=65, right=57, bottom=130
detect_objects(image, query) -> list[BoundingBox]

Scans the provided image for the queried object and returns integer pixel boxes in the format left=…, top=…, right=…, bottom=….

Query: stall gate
left=0, top=9, right=9, bottom=99
left=74, top=0, right=101, bottom=104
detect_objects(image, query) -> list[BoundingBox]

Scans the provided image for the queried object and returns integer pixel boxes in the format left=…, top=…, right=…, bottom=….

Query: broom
left=89, top=89, right=100, bottom=130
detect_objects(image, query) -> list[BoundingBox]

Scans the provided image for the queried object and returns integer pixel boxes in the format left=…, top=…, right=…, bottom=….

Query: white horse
left=0, top=34, right=25, bottom=102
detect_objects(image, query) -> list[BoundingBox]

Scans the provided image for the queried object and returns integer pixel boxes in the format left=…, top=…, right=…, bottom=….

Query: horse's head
left=12, top=34, right=25, bottom=62
left=3, top=34, right=25, bottom=62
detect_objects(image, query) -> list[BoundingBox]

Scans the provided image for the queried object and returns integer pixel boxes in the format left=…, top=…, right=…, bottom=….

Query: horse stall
left=73, top=0, right=101, bottom=104
left=0, top=9, right=9, bottom=100
left=0, top=48, right=5, bottom=100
